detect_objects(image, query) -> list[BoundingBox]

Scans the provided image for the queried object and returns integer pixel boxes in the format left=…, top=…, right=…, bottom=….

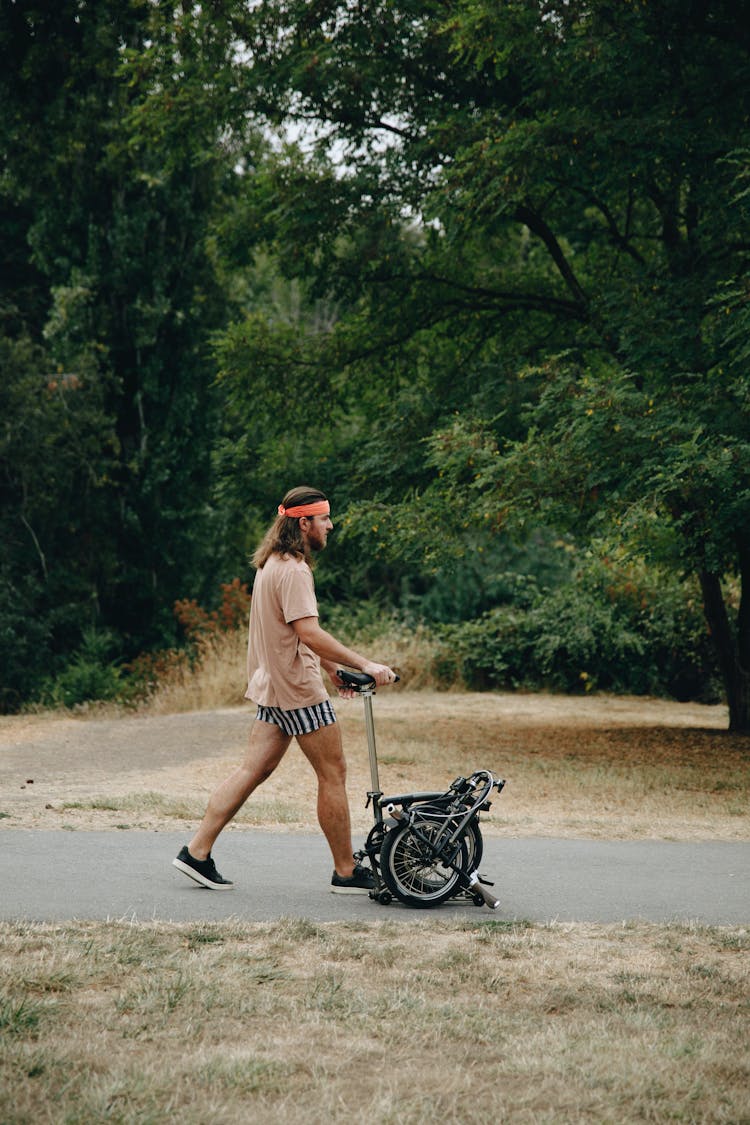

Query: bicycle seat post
left=361, top=687, right=383, bottom=824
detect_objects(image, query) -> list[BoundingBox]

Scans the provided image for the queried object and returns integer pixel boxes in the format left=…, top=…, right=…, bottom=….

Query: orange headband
left=277, top=499, right=330, bottom=518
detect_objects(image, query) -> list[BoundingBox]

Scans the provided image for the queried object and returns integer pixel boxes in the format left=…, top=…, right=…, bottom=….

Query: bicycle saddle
left=337, top=670, right=376, bottom=690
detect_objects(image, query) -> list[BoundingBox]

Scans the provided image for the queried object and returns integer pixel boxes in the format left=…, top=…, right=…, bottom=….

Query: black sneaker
left=173, top=846, right=234, bottom=890
left=330, top=863, right=375, bottom=895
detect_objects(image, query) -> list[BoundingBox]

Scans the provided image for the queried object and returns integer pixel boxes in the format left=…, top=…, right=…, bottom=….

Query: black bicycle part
left=336, top=669, right=400, bottom=690
left=379, top=813, right=474, bottom=908
left=339, top=670, right=503, bottom=910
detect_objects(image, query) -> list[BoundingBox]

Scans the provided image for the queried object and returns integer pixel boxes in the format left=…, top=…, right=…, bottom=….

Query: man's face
left=301, top=513, right=333, bottom=552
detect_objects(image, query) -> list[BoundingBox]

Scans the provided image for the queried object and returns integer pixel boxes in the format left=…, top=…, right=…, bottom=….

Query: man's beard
left=306, top=529, right=327, bottom=553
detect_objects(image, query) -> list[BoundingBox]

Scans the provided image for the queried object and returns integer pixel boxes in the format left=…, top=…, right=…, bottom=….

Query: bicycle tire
left=380, top=816, right=470, bottom=908
left=463, top=820, right=483, bottom=873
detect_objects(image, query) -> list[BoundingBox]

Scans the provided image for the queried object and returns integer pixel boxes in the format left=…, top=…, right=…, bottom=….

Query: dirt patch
left=0, top=692, right=747, bottom=840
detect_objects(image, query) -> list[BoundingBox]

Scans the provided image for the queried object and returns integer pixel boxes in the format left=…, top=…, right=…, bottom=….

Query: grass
left=0, top=918, right=747, bottom=1123
left=140, top=627, right=250, bottom=713
left=54, top=793, right=306, bottom=829
left=332, top=694, right=750, bottom=841
left=119, top=625, right=748, bottom=840
left=58, top=793, right=208, bottom=821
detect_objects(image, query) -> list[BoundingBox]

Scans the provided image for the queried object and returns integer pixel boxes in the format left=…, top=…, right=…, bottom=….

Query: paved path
left=1, top=831, right=747, bottom=925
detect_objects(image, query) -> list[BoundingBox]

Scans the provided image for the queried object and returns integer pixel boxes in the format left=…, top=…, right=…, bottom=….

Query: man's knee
left=322, top=754, right=347, bottom=786
left=310, top=747, right=347, bottom=787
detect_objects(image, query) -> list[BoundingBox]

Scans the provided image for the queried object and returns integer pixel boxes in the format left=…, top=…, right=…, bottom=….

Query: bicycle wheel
left=380, top=816, right=469, bottom=908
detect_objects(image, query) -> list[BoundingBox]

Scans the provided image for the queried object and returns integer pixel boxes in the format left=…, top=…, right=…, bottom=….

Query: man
left=173, top=486, right=397, bottom=894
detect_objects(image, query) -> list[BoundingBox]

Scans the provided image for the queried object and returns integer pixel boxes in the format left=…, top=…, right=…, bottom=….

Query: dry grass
left=337, top=693, right=750, bottom=841
left=141, top=629, right=251, bottom=715
left=1, top=690, right=747, bottom=840
left=112, top=625, right=748, bottom=840
left=137, top=621, right=445, bottom=716
left=0, top=918, right=747, bottom=1124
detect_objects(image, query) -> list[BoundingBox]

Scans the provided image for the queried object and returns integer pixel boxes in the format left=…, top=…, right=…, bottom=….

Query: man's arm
left=292, top=616, right=396, bottom=686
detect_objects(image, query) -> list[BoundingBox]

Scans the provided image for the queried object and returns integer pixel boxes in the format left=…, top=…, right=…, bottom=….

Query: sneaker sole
left=330, top=884, right=374, bottom=895
left=172, top=857, right=234, bottom=890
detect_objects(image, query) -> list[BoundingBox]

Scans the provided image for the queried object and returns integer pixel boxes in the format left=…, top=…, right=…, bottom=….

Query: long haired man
left=173, top=486, right=397, bottom=893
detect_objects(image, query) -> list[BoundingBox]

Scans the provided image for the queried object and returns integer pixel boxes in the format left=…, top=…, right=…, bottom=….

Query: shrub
left=120, top=647, right=192, bottom=705
left=124, top=579, right=251, bottom=708
left=438, top=556, right=720, bottom=700
left=174, top=578, right=251, bottom=643
left=39, top=629, right=123, bottom=708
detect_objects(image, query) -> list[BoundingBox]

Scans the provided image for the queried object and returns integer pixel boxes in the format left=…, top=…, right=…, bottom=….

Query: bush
left=27, top=568, right=721, bottom=709
left=123, top=579, right=252, bottom=708
left=173, top=578, right=251, bottom=643
left=0, top=572, right=52, bottom=712
left=438, top=556, right=721, bottom=700
left=39, top=629, right=123, bottom=709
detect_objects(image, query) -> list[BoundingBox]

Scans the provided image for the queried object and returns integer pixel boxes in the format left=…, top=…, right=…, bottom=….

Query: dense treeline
left=1, top=1, right=748, bottom=727
left=1, top=1, right=249, bottom=710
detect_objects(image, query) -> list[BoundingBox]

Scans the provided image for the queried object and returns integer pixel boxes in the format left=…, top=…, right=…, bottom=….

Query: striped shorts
left=256, top=700, right=337, bottom=737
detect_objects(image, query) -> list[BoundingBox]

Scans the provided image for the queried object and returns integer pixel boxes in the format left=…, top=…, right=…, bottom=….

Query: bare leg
left=188, top=719, right=292, bottom=860
left=296, top=722, right=356, bottom=878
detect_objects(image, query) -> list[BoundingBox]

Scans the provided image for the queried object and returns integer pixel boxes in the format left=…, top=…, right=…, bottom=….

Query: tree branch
left=20, top=513, right=48, bottom=582
left=412, top=272, right=586, bottom=319
left=565, top=186, right=647, bottom=267
left=513, top=203, right=588, bottom=308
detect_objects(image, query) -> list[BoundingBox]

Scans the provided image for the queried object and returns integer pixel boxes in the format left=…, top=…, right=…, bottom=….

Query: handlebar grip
left=469, top=872, right=500, bottom=910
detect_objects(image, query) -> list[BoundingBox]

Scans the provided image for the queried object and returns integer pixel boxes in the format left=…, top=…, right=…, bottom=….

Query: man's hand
left=325, top=665, right=357, bottom=699
left=323, top=661, right=397, bottom=697
left=361, top=661, right=398, bottom=686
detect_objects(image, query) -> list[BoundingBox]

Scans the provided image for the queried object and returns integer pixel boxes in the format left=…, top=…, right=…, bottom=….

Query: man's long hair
left=252, top=486, right=328, bottom=569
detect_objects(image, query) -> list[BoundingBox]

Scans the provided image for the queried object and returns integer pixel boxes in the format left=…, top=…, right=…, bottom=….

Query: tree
left=215, top=0, right=750, bottom=728
left=0, top=1, right=246, bottom=703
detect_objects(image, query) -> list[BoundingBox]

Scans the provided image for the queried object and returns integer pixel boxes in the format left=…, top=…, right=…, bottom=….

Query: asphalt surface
left=1, top=830, right=747, bottom=925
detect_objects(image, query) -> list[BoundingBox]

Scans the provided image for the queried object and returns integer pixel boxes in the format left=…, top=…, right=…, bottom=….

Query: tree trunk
left=699, top=568, right=750, bottom=733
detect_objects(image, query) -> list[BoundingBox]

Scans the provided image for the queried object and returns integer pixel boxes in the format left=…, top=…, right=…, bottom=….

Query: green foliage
left=2, top=0, right=748, bottom=723
left=0, top=1, right=249, bottom=706
left=0, top=330, right=119, bottom=708
left=440, top=554, right=719, bottom=701
left=40, top=630, right=123, bottom=710
left=218, top=0, right=749, bottom=724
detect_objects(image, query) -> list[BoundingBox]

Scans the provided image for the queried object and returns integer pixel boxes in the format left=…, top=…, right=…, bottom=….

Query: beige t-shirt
left=244, top=553, right=328, bottom=710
